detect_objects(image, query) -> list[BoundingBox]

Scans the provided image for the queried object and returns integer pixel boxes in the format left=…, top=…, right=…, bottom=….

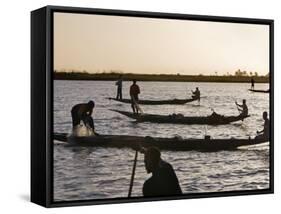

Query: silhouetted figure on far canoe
left=192, top=87, right=200, bottom=104
left=130, top=80, right=140, bottom=114
left=256, top=111, right=269, bottom=140
left=251, top=78, right=255, bottom=90
left=142, top=147, right=182, bottom=197
left=115, top=75, right=123, bottom=100
left=71, top=100, right=96, bottom=133
left=235, top=99, right=248, bottom=117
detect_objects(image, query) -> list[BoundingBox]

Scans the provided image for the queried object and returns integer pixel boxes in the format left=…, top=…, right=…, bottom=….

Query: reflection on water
left=54, top=80, right=270, bottom=201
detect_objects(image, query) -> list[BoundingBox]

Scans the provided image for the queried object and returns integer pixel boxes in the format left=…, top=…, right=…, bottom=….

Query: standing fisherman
left=130, top=80, right=140, bottom=114
left=115, top=75, right=123, bottom=100
left=251, top=78, right=255, bottom=90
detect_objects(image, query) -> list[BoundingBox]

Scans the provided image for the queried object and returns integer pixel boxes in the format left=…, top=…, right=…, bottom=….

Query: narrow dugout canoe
left=107, top=97, right=199, bottom=105
left=248, top=89, right=270, bottom=93
left=53, top=133, right=268, bottom=152
left=111, top=109, right=250, bottom=125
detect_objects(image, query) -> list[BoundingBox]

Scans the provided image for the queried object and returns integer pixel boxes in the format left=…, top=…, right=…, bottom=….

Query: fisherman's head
left=263, top=111, right=268, bottom=120
left=133, top=79, right=137, bottom=84
left=144, top=147, right=161, bottom=173
left=88, top=100, right=95, bottom=108
left=196, top=87, right=199, bottom=90
left=243, top=99, right=246, bottom=104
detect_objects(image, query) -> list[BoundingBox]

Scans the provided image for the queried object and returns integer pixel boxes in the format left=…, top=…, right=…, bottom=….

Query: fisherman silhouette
left=142, top=147, right=182, bottom=197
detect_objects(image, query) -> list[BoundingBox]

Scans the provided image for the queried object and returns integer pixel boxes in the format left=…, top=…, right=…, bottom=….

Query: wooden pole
left=128, top=150, right=138, bottom=198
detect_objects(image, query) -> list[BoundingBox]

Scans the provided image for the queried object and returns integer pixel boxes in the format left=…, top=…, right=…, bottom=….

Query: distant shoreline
left=54, top=72, right=269, bottom=83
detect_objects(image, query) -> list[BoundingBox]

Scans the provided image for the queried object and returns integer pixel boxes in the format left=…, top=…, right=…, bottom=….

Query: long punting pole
left=128, top=150, right=138, bottom=197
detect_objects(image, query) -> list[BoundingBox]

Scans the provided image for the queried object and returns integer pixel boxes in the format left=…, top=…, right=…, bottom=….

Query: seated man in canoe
left=256, top=111, right=269, bottom=140
left=235, top=99, right=248, bottom=117
left=71, top=100, right=97, bottom=135
left=192, top=87, right=200, bottom=100
left=142, top=147, right=182, bottom=197
left=130, top=80, right=141, bottom=114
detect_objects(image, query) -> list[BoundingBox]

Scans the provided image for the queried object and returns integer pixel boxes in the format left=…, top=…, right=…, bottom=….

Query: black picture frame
left=31, top=5, right=274, bottom=208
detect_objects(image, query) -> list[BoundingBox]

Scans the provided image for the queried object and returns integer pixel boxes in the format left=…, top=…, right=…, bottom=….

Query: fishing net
left=71, top=124, right=96, bottom=137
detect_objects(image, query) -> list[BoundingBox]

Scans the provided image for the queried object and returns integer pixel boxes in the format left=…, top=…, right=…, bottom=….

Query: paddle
left=128, top=150, right=138, bottom=197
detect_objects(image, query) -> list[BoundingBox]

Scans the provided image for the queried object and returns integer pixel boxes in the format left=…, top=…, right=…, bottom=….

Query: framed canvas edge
left=31, top=7, right=48, bottom=207
left=32, top=5, right=274, bottom=208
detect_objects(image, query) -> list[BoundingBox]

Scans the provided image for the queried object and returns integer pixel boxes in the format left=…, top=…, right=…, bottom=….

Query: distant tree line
left=234, top=69, right=260, bottom=77
left=53, top=70, right=269, bottom=83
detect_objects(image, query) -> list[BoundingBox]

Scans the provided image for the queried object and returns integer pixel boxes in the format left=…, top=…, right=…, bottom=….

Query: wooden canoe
left=107, top=97, right=199, bottom=105
left=111, top=109, right=250, bottom=125
left=248, top=89, right=270, bottom=93
left=53, top=133, right=268, bottom=152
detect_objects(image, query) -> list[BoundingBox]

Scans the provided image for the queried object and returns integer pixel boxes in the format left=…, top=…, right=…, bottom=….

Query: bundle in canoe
left=248, top=89, right=270, bottom=93
left=107, top=96, right=199, bottom=105
left=53, top=133, right=268, bottom=152
left=110, top=109, right=250, bottom=125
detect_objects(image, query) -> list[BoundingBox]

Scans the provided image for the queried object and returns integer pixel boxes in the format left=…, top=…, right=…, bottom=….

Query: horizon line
left=54, top=69, right=269, bottom=77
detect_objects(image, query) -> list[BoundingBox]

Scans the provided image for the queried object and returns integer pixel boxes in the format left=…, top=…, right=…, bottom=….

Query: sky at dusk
left=54, top=12, right=269, bottom=76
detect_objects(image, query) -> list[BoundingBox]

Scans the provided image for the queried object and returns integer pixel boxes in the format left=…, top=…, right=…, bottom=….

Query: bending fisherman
left=71, top=100, right=96, bottom=133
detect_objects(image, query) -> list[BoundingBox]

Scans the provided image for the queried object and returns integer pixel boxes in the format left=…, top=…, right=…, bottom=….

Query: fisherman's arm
left=235, top=102, right=243, bottom=108
left=235, top=102, right=243, bottom=110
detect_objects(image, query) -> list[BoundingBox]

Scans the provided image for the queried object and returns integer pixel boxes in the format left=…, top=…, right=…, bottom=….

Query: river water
left=53, top=80, right=270, bottom=201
